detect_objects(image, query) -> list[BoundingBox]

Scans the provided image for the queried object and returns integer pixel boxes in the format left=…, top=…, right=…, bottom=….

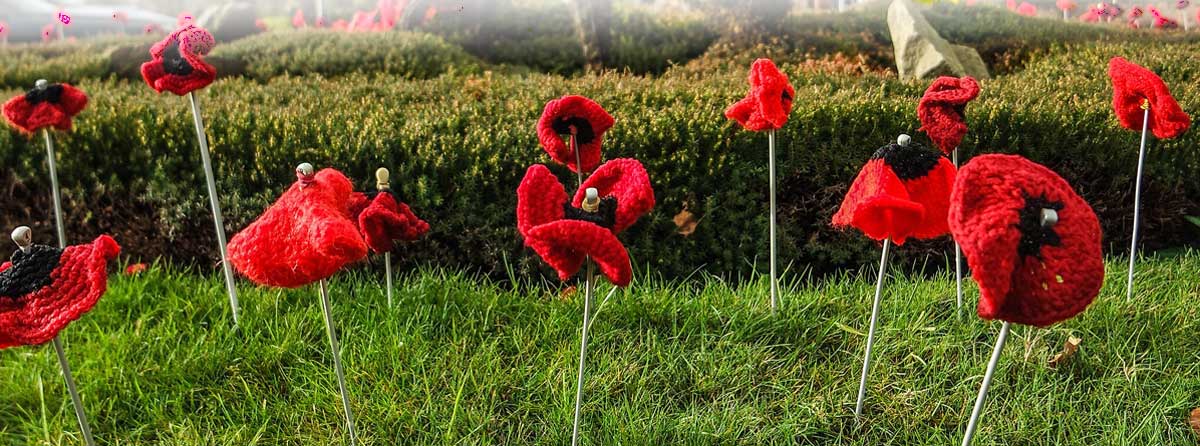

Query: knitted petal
left=2, top=83, right=89, bottom=134
left=517, top=164, right=568, bottom=238
left=536, top=95, right=614, bottom=174
left=571, top=158, right=656, bottom=234
left=1108, top=57, right=1191, bottom=139
left=525, top=220, right=632, bottom=287
left=358, top=192, right=430, bottom=253
left=916, top=76, right=980, bottom=154
left=725, top=58, right=795, bottom=132
left=141, top=24, right=218, bottom=95
left=901, top=156, right=957, bottom=239
left=832, top=158, right=926, bottom=245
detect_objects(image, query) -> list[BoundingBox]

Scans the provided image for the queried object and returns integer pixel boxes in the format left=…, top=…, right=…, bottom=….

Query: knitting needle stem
left=571, top=262, right=594, bottom=446
left=855, top=238, right=891, bottom=419
left=961, top=321, right=1011, bottom=446
left=953, top=148, right=963, bottom=317
left=385, top=252, right=393, bottom=308
left=768, top=129, right=779, bottom=314
left=1126, top=106, right=1149, bottom=301
left=188, top=92, right=240, bottom=325
left=319, top=279, right=358, bottom=445
left=41, top=129, right=67, bottom=248
left=52, top=337, right=95, bottom=446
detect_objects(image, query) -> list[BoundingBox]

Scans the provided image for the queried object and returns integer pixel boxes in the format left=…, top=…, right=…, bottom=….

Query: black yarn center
left=162, top=42, right=195, bottom=76
left=24, top=84, right=64, bottom=105
left=0, top=245, right=63, bottom=300
left=1015, top=193, right=1064, bottom=259
left=871, top=141, right=944, bottom=180
left=563, top=196, right=618, bottom=230
left=551, top=117, right=597, bottom=146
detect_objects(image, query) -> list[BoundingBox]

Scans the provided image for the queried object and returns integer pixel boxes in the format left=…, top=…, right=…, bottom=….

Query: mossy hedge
left=0, top=41, right=1197, bottom=284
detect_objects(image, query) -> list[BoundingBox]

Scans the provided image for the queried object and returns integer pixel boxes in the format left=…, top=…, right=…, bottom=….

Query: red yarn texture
left=832, top=143, right=956, bottom=245
left=725, top=58, right=795, bottom=132
left=949, top=154, right=1103, bottom=327
left=916, top=76, right=980, bottom=154
left=516, top=160, right=655, bottom=287
left=536, top=95, right=615, bottom=174
left=0, top=235, right=120, bottom=349
left=2, top=83, right=89, bottom=134
left=141, top=24, right=217, bottom=95
left=228, top=168, right=368, bottom=288
left=356, top=192, right=430, bottom=253
left=1108, top=57, right=1191, bottom=139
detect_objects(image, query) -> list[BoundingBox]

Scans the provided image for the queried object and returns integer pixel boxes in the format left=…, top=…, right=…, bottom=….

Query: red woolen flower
left=916, top=76, right=981, bottom=154
left=516, top=159, right=655, bottom=287
left=0, top=235, right=120, bottom=349
left=1108, top=57, right=1190, bottom=139
left=725, top=58, right=795, bottom=132
left=949, top=154, right=1103, bottom=327
left=832, top=138, right=957, bottom=245
left=354, top=191, right=430, bottom=253
left=1056, top=0, right=1077, bottom=10
left=536, top=95, right=615, bottom=174
left=3, top=82, right=88, bottom=134
left=228, top=168, right=368, bottom=288
left=140, top=24, right=217, bottom=96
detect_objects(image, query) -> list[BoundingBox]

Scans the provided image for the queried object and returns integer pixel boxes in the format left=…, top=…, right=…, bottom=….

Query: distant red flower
left=832, top=139, right=956, bottom=245
left=1017, top=2, right=1038, bottom=16
left=949, top=154, right=1103, bottom=327
left=1081, top=5, right=1102, bottom=21
left=1108, top=57, right=1190, bottom=139
left=1056, top=0, right=1077, bottom=11
left=293, top=9, right=307, bottom=28
left=916, top=76, right=980, bottom=154
left=0, top=21, right=8, bottom=39
left=41, top=23, right=55, bottom=42
left=1153, top=13, right=1180, bottom=27
left=1178, top=0, right=1190, bottom=9
left=140, top=24, right=217, bottom=95
left=143, top=24, right=162, bottom=34
left=124, top=263, right=148, bottom=275
left=537, top=95, right=615, bottom=174
left=1007, top=0, right=1018, bottom=10
left=725, top=58, right=795, bottom=132
left=112, top=11, right=128, bottom=23
left=3, top=82, right=88, bottom=134
left=254, top=19, right=268, bottom=32
left=0, top=235, right=120, bottom=348
left=1129, top=6, right=1144, bottom=18
left=517, top=159, right=655, bottom=287
left=353, top=191, right=430, bottom=253
left=177, top=12, right=194, bottom=27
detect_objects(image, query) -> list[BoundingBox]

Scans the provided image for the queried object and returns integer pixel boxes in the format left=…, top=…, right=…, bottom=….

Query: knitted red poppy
left=0, top=235, right=120, bottom=349
left=517, top=159, right=655, bottom=287
left=140, top=24, right=217, bottom=96
left=536, top=95, right=615, bottom=174
left=832, top=139, right=956, bottom=245
left=725, top=58, right=795, bottom=132
left=228, top=168, right=368, bottom=288
left=916, top=76, right=981, bottom=154
left=949, top=154, right=1103, bottom=327
left=354, top=191, right=430, bottom=253
left=1108, top=57, right=1191, bottom=139
left=2, top=83, right=88, bottom=134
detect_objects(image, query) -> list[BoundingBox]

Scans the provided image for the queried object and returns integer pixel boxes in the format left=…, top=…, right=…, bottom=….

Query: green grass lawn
left=1, top=251, right=1198, bottom=445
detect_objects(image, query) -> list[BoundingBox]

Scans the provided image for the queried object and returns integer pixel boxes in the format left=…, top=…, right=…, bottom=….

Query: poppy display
left=353, top=191, right=430, bottom=254
left=725, top=58, right=795, bottom=132
left=227, top=167, right=368, bottom=288
left=0, top=235, right=120, bottom=349
left=832, top=138, right=957, bottom=245
left=517, top=159, right=655, bottom=287
left=916, top=76, right=981, bottom=154
left=140, top=24, right=218, bottom=96
left=949, top=154, right=1103, bottom=327
left=2, top=82, right=88, bottom=134
left=1108, top=57, right=1190, bottom=139
left=536, top=95, right=615, bottom=174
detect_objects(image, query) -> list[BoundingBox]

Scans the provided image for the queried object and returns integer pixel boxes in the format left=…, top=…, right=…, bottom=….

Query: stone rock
left=197, top=1, right=261, bottom=42
left=952, top=44, right=991, bottom=79
left=887, top=0, right=990, bottom=80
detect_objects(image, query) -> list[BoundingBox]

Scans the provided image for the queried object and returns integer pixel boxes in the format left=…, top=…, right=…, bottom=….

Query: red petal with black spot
left=228, top=168, right=368, bottom=288
left=949, top=154, right=1103, bottom=327
left=525, top=220, right=632, bottom=287
left=2, top=83, right=89, bottom=134
left=571, top=158, right=655, bottom=234
left=517, top=164, right=567, bottom=239
left=832, top=140, right=956, bottom=245
left=725, top=58, right=795, bottom=132
left=1108, top=57, right=1190, bottom=139
left=0, top=235, right=120, bottom=349
left=140, top=24, right=217, bottom=96
left=916, top=76, right=980, bottom=154
left=536, top=95, right=615, bottom=174
left=357, top=191, right=430, bottom=253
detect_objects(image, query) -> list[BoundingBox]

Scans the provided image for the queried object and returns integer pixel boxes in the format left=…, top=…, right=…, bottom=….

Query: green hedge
left=1, top=41, right=1197, bottom=283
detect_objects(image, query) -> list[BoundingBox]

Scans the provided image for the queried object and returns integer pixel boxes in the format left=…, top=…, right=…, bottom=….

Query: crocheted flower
left=1056, top=0, right=1077, bottom=10
left=2, top=82, right=88, bottom=134
left=1178, top=0, right=1190, bottom=9
left=228, top=168, right=368, bottom=288
left=832, top=139, right=957, bottom=245
left=1130, top=6, right=1144, bottom=18
left=517, top=159, right=655, bottom=287
left=725, top=58, right=795, bottom=132
left=536, top=95, right=615, bottom=174
left=0, top=235, right=120, bottom=349
left=1017, top=2, right=1038, bottom=15
left=351, top=191, right=430, bottom=253
left=140, top=24, right=217, bottom=96
left=949, top=154, right=1103, bottom=327
left=916, top=76, right=980, bottom=154
left=1108, top=57, right=1191, bottom=139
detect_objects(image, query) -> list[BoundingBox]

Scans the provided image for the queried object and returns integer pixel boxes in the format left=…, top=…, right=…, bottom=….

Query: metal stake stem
left=187, top=92, right=240, bottom=325
left=953, top=147, right=963, bottom=316
left=854, top=239, right=891, bottom=419
left=319, top=280, right=358, bottom=445
left=53, top=337, right=95, bottom=446
left=1126, top=105, right=1150, bottom=301
left=385, top=252, right=393, bottom=308
left=42, top=130, right=66, bottom=248
left=571, top=263, right=594, bottom=446
left=768, top=129, right=779, bottom=313
left=961, top=321, right=1011, bottom=446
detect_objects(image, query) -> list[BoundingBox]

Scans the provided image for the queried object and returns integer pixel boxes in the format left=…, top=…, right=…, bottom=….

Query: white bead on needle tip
left=35, top=79, right=48, bottom=90
left=376, top=167, right=390, bottom=191
left=296, top=162, right=315, bottom=187
left=897, top=134, right=911, bottom=147
left=11, top=226, right=32, bottom=252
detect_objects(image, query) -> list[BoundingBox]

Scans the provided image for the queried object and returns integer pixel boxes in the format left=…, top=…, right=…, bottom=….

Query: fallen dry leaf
left=673, top=209, right=699, bottom=236
left=1048, top=336, right=1082, bottom=368
left=558, top=285, right=577, bottom=301
left=1190, top=408, right=1200, bottom=434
